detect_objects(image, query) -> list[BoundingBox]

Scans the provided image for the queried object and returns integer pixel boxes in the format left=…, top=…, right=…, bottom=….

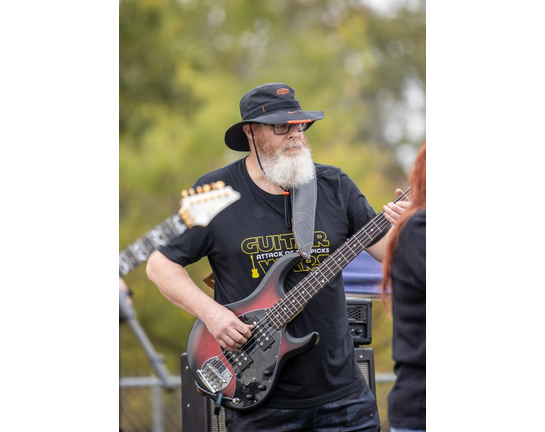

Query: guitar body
left=186, top=187, right=411, bottom=412
left=186, top=253, right=320, bottom=411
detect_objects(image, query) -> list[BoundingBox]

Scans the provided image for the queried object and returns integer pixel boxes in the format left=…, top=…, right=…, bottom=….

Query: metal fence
left=119, top=373, right=395, bottom=432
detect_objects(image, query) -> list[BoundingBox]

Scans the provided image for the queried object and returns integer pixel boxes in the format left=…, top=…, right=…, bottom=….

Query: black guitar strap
left=290, top=174, right=317, bottom=260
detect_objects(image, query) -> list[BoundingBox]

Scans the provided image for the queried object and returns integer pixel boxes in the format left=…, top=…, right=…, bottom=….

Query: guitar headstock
left=178, top=181, right=241, bottom=228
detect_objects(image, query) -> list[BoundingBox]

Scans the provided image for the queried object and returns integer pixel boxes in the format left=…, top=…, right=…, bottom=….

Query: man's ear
left=242, top=124, right=252, bottom=138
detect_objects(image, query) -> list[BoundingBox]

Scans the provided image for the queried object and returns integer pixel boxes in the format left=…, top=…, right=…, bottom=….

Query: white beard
left=258, top=138, right=316, bottom=190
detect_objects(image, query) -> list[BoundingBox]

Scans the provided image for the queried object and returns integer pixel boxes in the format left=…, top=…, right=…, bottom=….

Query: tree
left=119, top=0, right=425, bottom=382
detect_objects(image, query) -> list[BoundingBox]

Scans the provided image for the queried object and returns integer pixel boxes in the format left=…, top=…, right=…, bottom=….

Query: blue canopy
left=342, top=251, right=383, bottom=296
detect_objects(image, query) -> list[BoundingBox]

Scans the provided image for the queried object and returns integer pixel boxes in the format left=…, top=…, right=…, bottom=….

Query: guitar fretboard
left=119, top=214, right=187, bottom=276
left=266, top=187, right=412, bottom=329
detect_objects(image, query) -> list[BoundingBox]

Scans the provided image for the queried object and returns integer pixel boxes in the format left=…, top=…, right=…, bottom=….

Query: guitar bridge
left=197, top=357, right=232, bottom=393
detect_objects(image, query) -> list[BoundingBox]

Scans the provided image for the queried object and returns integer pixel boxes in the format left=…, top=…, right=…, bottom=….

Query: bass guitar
left=186, top=187, right=412, bottom=411
left=119, top=181, right=240, bottom=276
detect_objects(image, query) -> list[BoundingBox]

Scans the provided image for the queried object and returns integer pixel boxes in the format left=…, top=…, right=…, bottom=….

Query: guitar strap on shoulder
left=290, top=174, right=317, bottom=260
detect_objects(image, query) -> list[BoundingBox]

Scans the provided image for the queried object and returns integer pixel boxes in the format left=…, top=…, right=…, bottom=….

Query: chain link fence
left=119, top=372, right=394, bottom=432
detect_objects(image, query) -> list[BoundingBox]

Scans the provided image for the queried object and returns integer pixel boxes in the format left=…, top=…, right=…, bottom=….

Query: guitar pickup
left=228, top=349, right=253, bottom=372
left=240, top=315, right=276, bottom=352
left=255, top=326, right=275, bottom=351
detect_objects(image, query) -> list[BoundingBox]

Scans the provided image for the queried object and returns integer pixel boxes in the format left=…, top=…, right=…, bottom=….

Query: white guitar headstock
left=178, top=181, right=241, bottom=228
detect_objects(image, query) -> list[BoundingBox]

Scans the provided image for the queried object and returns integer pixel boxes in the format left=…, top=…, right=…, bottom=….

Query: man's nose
left=287, top=123, right=304, bottom=137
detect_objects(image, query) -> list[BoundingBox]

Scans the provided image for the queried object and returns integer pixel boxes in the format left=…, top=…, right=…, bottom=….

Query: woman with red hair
left=381, top=141, right=426, bottom=432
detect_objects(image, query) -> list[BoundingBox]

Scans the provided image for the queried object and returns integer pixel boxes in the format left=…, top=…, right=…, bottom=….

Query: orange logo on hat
left=277, top=88, right=290, bottom=95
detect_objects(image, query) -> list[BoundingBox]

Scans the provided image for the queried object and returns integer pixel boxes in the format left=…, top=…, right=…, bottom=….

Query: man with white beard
left=244, top=122, right=316, bottom=191
left=147, top=83, right=407, bottom=431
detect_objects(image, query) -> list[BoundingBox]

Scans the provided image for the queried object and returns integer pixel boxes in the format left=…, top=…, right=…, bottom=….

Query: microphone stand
left=119, top=289, right=177, bottom=390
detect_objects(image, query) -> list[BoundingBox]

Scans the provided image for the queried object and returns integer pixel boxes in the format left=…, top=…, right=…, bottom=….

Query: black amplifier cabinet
left=181, top=349, right=376, bottom=432
left=346, top=297, right=372, bottom=345
left=181, top=353, right=226, bottom=432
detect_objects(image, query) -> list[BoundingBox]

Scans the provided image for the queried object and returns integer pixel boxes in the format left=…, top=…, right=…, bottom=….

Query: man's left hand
left=383, top=188, right=410, bottom=225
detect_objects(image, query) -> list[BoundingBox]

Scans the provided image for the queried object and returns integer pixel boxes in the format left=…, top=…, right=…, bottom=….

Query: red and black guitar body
left=186, top=187, right=411, bottom=412
left=186, top=252, right=319, bottom=412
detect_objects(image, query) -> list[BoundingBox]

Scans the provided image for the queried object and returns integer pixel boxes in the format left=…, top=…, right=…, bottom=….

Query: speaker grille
left=357, top=358, right=371, bottom=385
left=207, top=399, right=227, bottom=432
left=355, top=348, right=376, bottom=397
left=347, top=305, right=366, bottom=321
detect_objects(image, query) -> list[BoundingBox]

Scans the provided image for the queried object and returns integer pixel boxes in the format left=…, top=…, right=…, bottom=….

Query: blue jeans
left=225, top=385, right=380, bottom=431
left=390, top=428, right=426, bottom=432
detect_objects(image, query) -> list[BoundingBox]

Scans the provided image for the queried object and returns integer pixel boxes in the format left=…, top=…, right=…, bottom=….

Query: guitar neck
left=119, top=214, right=187, bottom=276
left=119, top=182, right=242, bottom=277
left=267, top=187, right=412, bottom=328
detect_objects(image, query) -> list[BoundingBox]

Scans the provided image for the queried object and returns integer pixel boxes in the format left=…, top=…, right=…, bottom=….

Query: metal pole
left=152, top=381, right=164, bottom=432
left=120, top=290, right=177, bottom=390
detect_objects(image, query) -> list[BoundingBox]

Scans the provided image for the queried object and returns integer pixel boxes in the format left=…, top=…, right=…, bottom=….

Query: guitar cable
left=214, top=393, right=223, bottom=415
left=194, top=382, right=241, bottom=430
left=195, top=381, right=241, bottom=405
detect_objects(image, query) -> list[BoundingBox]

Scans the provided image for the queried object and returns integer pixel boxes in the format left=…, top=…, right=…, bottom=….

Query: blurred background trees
left=120, top=0, right=425, bottom=427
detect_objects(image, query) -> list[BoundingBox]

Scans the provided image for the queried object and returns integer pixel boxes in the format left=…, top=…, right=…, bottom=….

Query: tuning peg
left=196, top=185, right=203, bottom=194
left=188, top=188, right=195, bottom=196
left=181, top=190, right=188, bottom=198
left=203, top=184, right=211, bottom=192
left=178, top=209, right=193, bottom=228
left=212, top=181, right=225, bottom=189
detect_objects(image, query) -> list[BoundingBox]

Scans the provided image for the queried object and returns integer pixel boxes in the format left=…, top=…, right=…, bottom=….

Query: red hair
left=381, top=141, right=426, bottom=307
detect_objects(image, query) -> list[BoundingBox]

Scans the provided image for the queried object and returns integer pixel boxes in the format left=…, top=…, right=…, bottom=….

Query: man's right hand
left=203, top=304, right=254, bottom=352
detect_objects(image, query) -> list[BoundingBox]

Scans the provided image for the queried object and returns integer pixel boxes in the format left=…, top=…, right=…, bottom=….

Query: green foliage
left=119, top=2, right=425, bottom=420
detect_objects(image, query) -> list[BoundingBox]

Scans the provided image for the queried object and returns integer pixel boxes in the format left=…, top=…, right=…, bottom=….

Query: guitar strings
left=205, top=212, right=394, bottom=378
left=267, top=187, right=412, bottom=328
left=202, top=189, right=412, bottom=378
left=248, top=188, right=412, bottom=330
left=211, top=190, right=412, bottom=375
left=203, top=189, right=412, bottom=379
left=268, top=213, right=393, bottom=327
left=248, top=189, right=412, bottom=353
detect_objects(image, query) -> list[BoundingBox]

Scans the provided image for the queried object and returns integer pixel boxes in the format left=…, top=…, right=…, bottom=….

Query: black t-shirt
left=160, top=158, right=382, bottom=408
left=388, top=209, right=426, bottom=429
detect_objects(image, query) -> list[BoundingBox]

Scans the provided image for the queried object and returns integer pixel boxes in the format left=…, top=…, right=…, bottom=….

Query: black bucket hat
left=224, top=83, right=325, bottom=151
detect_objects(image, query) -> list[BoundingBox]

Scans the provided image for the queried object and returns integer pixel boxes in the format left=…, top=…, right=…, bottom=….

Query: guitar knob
left=257, top=384, right=267, bottom=391
left=263, top=370, right=272, bottom=377
left=245, top=394, right=254, bottom=401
